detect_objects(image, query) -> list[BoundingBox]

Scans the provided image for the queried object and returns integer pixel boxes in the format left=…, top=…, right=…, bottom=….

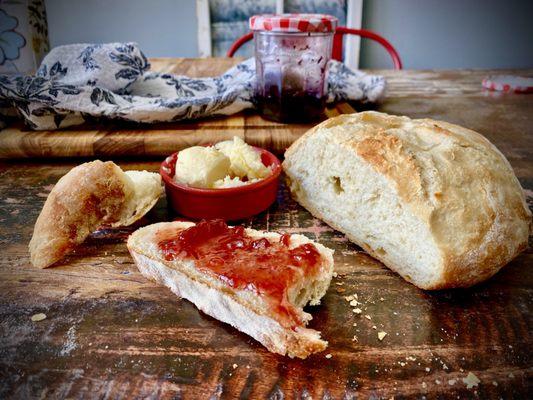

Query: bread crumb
left=425, top=367, right=430, bottom=372
left=463, top=372, right=480, bottom=389
left=353, top=322, right=357, bottom=326
left=448, top=379, right=457, bottom=386
left=372, top=325, right=377, bottom=330
left=345, top=295, right=354, bottom=301
left=332, top=272, right=338, bottom=277
left=232, top=364, right=238, bottom=369
left=31, top=313, right=47, bottom=322
left=380, top=297, right=385, bottom=301
left=349, top=299, right=359, bottom=306
left=378, top=331, right=387, bottom=341
left=352, top=335, right=358, bottom=342
left=335, top=282, right=344, bottom=286
left=421, top=382, right=427, bottom=389
left=365, top=315, right=371, bottom=320
left=325, top=353, right=332, bottom=359
left=435, top=379, right=441, bottom=385
left=353, top=308, right=362, bottom=314
left=492, top=381, right=498, bottom=386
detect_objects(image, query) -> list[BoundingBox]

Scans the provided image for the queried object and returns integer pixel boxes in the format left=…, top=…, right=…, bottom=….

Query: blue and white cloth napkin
left=0, top=42, right=386, bottom=130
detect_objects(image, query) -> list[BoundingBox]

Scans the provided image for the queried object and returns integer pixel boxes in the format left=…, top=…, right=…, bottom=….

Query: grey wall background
left=360, top=0, right=533, bottom=69
left=46, top=0, right=199, bottom=58
left=46, top=0, right=533, bottom=69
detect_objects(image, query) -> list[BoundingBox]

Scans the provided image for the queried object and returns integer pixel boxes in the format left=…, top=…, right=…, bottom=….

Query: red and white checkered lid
left=482, top=75, right=533, bottom=94
left=250, top=14, right=338, bottom=33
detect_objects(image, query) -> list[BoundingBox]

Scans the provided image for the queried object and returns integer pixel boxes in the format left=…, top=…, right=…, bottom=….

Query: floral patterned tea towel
left=0, top=42, right=386, bottom=130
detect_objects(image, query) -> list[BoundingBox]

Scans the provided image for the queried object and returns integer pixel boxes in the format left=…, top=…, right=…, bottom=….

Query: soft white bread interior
left=127, top=221, right=334, bottom=358
left=283, top=111, right=531, bottom=290
left=29, top=160, right=163, bottom=269
left=114, top=170, right=163, bottom=227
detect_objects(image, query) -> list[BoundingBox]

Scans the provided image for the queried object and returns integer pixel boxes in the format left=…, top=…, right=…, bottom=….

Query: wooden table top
left=0, top=59, right=531, bottom=399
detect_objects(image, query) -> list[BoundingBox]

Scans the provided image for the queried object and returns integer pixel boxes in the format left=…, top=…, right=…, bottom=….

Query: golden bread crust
left=283, top=111, right=531, bottom=289
left=29, top=160, right=134, bottom=268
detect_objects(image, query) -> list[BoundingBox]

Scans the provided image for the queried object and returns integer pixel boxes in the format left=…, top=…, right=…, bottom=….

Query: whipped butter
left=174, top=137, right=272, bottom=189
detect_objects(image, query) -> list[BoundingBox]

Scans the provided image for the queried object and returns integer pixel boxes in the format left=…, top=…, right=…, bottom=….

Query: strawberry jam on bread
left=128, top=220, right=334, bottom=358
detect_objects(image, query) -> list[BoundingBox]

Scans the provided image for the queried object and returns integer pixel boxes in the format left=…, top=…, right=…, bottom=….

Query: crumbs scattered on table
left=325, top=353, right=332, bottom=359
left=463, top=372, right=480, bottom=388
left=31, top=313, right=47, bottom=322
left=4, top=198, right=22, bottom=204
left=59, top=325, right=78, bottom=356
left=232, top=364, right=238, bottom=369
left=378, top=331, right=387, bottom=341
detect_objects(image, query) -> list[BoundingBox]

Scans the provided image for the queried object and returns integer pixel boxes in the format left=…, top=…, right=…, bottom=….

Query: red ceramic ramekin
left=160, top=147, right=282, bottom=221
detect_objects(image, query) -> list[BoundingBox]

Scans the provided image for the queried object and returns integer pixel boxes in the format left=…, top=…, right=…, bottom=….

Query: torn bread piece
left=127, top=220, right=334, bottom=358
left=29, top=160, right=163, bottom=268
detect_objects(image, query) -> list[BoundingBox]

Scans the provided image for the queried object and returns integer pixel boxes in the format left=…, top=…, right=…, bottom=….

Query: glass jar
left=250, top=14, right=337, bottom=123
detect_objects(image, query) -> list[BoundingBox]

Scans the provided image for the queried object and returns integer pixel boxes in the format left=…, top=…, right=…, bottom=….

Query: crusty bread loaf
left=29, top=160, right=163, bottom=269
left=127, top=221, right=334, bottom=358
left=283, top=111, right=531, bottom=289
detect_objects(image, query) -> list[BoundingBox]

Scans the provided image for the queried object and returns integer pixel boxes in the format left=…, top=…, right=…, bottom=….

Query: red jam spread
left=157, top=220, right=322, bottom=327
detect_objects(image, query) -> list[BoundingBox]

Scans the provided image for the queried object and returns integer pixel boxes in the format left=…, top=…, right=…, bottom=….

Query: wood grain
left=0, top=61, right=532, bottom=399
left=1, top=59, right=531, bottom=159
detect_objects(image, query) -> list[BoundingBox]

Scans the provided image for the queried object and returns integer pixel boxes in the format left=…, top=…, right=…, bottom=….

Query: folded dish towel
left=0, top=42, right=386, bottom=130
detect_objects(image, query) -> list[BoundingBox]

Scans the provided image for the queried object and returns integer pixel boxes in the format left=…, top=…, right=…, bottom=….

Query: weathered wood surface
left=1, top=58, right=531, bottom=159
left=0, top=61, right=532, bottom=399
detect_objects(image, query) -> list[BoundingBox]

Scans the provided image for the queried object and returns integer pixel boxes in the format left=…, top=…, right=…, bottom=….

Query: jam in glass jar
left=250, top=14, right=337, bottom=123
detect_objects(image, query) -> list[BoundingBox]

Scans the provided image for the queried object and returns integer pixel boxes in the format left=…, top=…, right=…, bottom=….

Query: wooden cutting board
left=0, top=107, right=350, bottom=158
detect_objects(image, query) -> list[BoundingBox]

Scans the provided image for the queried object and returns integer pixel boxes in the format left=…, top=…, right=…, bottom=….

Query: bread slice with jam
left=127, top=219, right=334, bottom=358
